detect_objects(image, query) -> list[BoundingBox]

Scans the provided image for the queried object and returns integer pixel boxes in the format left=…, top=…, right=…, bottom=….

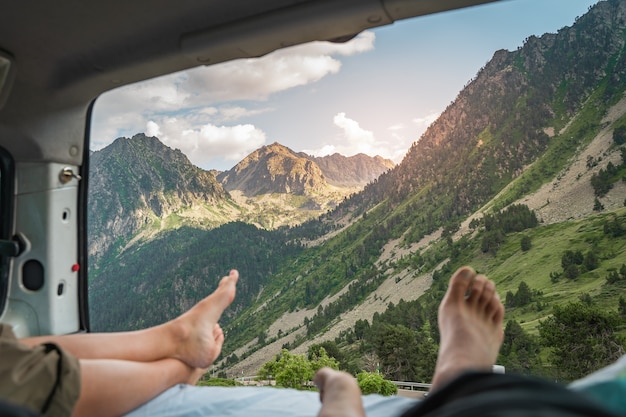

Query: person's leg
left=22, top=270, right=238, bottom=369
left=430, top=266, right=503, bottom=391
left=71, top=277, right=229, bottom=417
left=314, top=266, right=504, bottom=417
left=74, top=324, right=220, bottom=417
left=73, top=358, right=192, bottom=417
left=396, top=267, right=619, bottom=417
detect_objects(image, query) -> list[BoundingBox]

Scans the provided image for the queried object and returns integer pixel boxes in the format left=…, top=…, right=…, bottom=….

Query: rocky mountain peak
left=302, top=152, right=396, bottom=188
left=218, top=143, right=328, bottom=196
left=88, top=133, right=229, bottom=262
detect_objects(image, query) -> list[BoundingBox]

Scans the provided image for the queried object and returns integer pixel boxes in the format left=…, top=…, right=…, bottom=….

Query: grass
left=455, top=207, right=626, bottom=332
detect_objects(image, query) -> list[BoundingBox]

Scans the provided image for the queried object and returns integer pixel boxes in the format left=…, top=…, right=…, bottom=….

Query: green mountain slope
left=218, top=0, right=626, bottom=378
left=89, top=222, right=304, bottom=331
left=88, top=133, right=232, bottom=266
left=88, top=0, right=626, bottom=382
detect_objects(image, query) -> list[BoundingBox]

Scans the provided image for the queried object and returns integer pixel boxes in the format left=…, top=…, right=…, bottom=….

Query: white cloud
left=305, top=113, right=395, bottom=159
left=388, top=132, right=413, bottom=161
left=145, top=118, right=266, bottom=168
left=309, top=144, right=338, bottom=157
left=304, top=111, right=436, bottom=163
left=182, top=54, right=341, bottom=103
left=333, top=112, right=377, bottom=154
left=145, top=121, right=162, bottom=137
left=387, top=123, right=406, bottom=131
left=89, top=109, right=146, bottom=150
left=217, top=106, right=273, bottom=122
left=199, top=107, right=218, bottom=116
left=413, top=112, right=440, bottom=129
left=91, top=31, right=376, bottom=166
left=181, top=31, right=375, bottom=103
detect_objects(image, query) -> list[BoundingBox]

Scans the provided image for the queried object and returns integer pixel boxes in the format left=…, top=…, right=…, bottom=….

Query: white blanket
left=124, top=384, right=418, bottom=417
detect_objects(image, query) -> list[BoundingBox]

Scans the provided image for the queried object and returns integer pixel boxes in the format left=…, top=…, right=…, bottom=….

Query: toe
left=447, top=266, right=476, bottom=302
left=490, top=293, right=505, bottom=324
left=205, top=273, right=238, bottom=320
left=314, top=368, right=333, bottom=402
left=478, top=279, right=496, bottom=313
left=467, top=274, right=487, bottom=306
left=213, top=323, right=223, bottom=339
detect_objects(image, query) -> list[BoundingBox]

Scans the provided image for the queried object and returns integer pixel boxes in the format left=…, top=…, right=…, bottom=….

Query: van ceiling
left=0, top=0, right=497, bottom=161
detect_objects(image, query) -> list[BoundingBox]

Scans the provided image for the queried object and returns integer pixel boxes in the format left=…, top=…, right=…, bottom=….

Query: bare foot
left=172, top=270, right=238, bottom=368
left=315, top=368, right=365, bottom=417
left=430, top=266, right=504, bottom=392
left=186, top=324, right=224, bottom=385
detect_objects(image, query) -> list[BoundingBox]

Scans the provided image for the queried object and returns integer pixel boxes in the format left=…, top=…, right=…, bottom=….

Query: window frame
left=0, top=146, right=15, bottom=317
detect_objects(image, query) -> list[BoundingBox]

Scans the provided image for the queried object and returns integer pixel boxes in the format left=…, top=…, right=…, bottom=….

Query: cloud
left=145, top=119, right=266, bottom=168
left=180, top=31, right=374, bottom=103
left=91, top=31, right=376, bottom=166
left=182, top=55, right=341, bottom=103
left=303, top=111, right=439, bottom=163
left=216, top=106, right=273, bottom=123
left=89, top=108, right=146, bottom=150
left=305, top=112, right=396, bottom=160
left=387, top=123, right=406, bottom=131
left=145, top=121, right=162, bottom=137
left=332, top=112, right=377, bottom=153
left=413, top=112, right=440, bottom=129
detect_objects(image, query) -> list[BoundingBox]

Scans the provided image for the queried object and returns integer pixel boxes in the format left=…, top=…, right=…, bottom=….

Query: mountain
left=218, top=143, right=395, bottom=194
left=327, top=0, right=626, bottom=230
left=88, top=140, right=394, bottom=329
left=214, top=142, right=394, bottom=227
left=217, top=0, right=626, bottom=376
left=88, top=133, right=230, bottom=264
left=89, top=137, right=394, bottom=263
left=88, top=1, right=626, bottom=382
left=302, top=153, right=396, bottom=188
left=218, top=142, right=328, bottom=196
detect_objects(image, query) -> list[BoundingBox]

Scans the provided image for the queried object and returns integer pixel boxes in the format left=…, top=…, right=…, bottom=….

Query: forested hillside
left=89, top=134, right=230, bottom=265
left=90, top=222, right=303, bottom=330
left=217, top=0, right=626, bottom=381
left=325, top=0, right=626, bottom=241
left=89, top=141, right=395, bottom=330
left=89, top=0, right=626, bottom=383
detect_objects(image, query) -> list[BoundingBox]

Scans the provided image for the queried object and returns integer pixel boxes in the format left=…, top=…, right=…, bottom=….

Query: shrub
left=583, top=251, right=599, bottom=271
left=561, top=250, right=583, bottom=269
left=613, top=125, right=626, bottom=145
left=196, top=378, right=241, bottom=387
left=550, top=271, right=561, bottom=283
left=257, top=348, right=339, bottom=390
left=593, top=197, right=605, bottom=211
left=356, top=371, right=397, bottom=396
left=563, top=264, right=579, bottom=280
left=579, top=293, right=593, bottom=305
left=605, top=270, right=621, bottom=284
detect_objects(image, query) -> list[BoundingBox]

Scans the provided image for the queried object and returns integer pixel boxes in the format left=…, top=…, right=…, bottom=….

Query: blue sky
left=91, top=0, right=600, bottom=171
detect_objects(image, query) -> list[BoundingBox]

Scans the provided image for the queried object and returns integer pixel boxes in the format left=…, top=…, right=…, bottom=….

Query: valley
left=219, top=112, right=626, bottom=375
left=88, top=0, right=626, bottom=384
